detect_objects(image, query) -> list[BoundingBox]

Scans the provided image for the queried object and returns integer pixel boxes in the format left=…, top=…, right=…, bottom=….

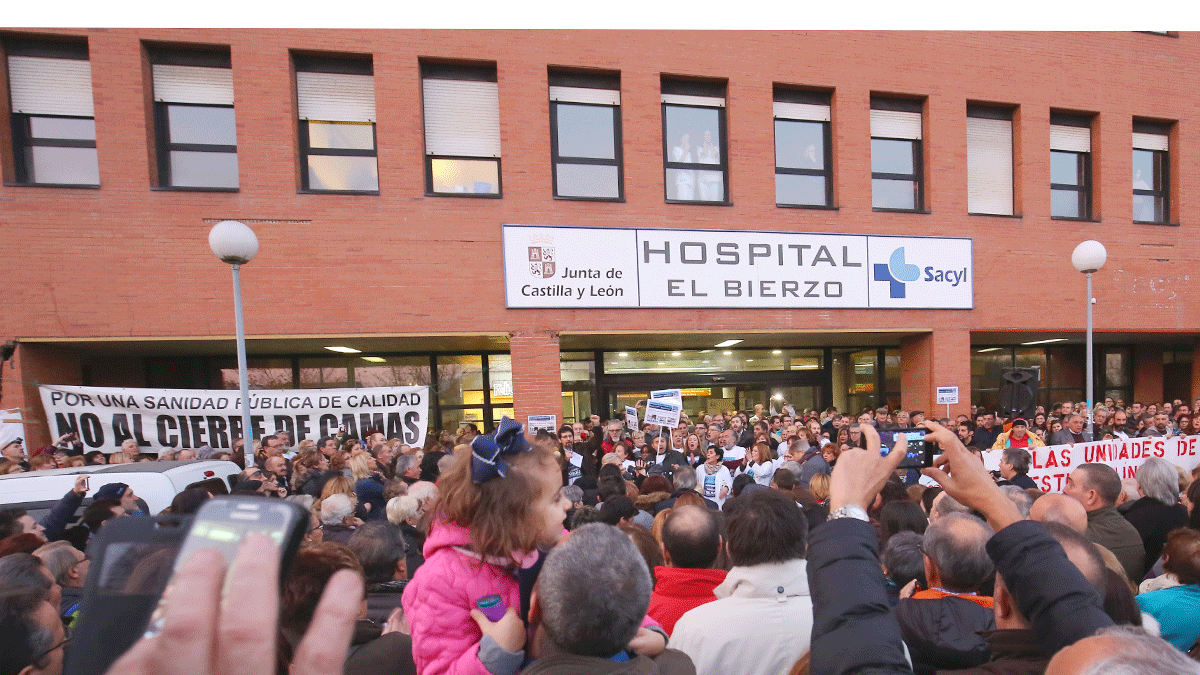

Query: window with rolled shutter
left=870, top=97, right=925, bottom=211
left=6, top=38, right=100, bottom=186
left=1132, top=121, right=1170, bottom=224
left=661, top=77, right=729, bottom=203
left=774, top=87, right=833, bottom=207
left=149, top=48, right=238, bottom=190
left=422, top=62, right=501, bottom=196
left=295, top=56, right=378, bottom=193
left=549, top=70, right=622, bottom=201
left=1049, top=114, right=1093, bottom=219
left=966, top=107, right=1014, bottom=216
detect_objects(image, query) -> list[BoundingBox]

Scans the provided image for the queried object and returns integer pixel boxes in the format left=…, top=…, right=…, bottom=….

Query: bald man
left=1045, top=625, right=1200, bottom=675
left=1031, top=493, right=1135, bottom=595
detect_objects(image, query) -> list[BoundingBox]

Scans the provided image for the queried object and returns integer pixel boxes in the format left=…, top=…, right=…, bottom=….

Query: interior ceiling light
left=671, top=351, right=682, bottom=356
left=715, top=339, right=743, bottom=348
left=976, top=347, right=1002, bottom=353
left=324, top=346, right=361, bottom=354
left=698, top=349, right=713, bottom=354
left=1021, top=338, right=1068, bottom=346
left=772, top=350, right=782, bottom=354
left=361, top=356, right=386, bottom=363
left=618, top=352, right=629, bottom=357
left=723, top=350, right=733, bottom=356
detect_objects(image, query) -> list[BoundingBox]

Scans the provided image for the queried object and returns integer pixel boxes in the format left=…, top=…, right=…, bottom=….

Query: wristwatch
left=829, top=504, right=869, bottom=522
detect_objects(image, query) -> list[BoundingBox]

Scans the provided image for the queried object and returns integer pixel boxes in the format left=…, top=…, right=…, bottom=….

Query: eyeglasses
left=31, top=624, right=70, bottom=665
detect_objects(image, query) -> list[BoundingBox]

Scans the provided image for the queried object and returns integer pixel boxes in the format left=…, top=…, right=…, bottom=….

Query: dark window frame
left=870, top=97, right=925, bottom=213
left=773, top=117, right=833, bottom=208
left=660, top=101, right=730, bottom=205
left=549, top=99, right=624, bottom=202
left=1050, top=149, right=1092, bottom=221
left=295, top=54, right=379, bottom=195
left=421, top=61, right=503, bottom=199
left=10, top=112, right=99, bottom=187
left=1132, top=147, right=1169, bottom=225
left=152, top=101, right=239, bottom=191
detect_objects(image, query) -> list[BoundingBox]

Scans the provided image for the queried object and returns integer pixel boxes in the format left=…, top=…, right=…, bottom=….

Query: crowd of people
left=2, top=397, right=1200, bottom=675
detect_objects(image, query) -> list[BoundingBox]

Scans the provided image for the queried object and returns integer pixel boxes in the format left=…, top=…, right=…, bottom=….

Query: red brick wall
left=509, top=332, right=562, bottom=428
left=1, top=30, right=1196, bottom=420
left=900, top=330, right=971, bottom=418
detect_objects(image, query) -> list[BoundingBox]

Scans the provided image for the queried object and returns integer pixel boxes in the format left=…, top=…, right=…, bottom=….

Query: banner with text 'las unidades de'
left=983, top=435, right=1200, bottom=492
left=39, top=385, right=428, bottom=453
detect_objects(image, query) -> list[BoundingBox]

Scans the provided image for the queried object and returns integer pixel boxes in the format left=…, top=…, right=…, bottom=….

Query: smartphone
left=143, top=497, right=308, bottom=637
left=475, top=594, right=506, bottom=622
left=878, top=427, right=938, bottom=469
left=82, top=476, right=89, bottom=491
left=64, top=514, right=192, bottom=675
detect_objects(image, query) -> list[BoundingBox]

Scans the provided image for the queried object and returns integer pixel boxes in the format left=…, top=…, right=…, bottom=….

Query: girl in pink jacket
left=402, top=418, right=571, bottom=675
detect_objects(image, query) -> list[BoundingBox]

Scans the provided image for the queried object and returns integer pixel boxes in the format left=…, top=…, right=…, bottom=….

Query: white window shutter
left=549, top=86, right=619, bottom=106
left=152, top=64, right=234, bottom=105
left=773, top=102, right=830, bottom=122
left=7, top=55, right=94, bottom=117
left=870, top=110, right=922, bottom=140
left=660, top=93, right=725, bottom=108
left=1050, top=125, right=1091, bottom=152
left=297, top=72, right=376, bottom=122
left=1132, top=132, right=1168, bottom=151
left=423, top=79, right=501, bottom=158
left=967, top=117, right=1014, bottom=215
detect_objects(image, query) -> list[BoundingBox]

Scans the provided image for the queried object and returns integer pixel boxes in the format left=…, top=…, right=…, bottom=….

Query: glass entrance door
left=605, top=374, right=824, bottom=423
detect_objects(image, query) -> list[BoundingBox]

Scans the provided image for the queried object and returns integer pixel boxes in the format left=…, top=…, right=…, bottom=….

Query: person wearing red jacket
left=647, top=505, right=727, bottom=635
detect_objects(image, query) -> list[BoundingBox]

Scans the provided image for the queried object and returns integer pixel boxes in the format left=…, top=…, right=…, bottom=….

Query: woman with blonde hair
left=349, top=452, right=387, bottom=520
left=809, top=473, right=831, bottom=504
left=108, top=451, right=130, bottom=464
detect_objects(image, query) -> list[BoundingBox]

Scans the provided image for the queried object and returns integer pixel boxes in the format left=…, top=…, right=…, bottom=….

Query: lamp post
left=1071, top=240, right=1107, bottom=439
left=209, top=220, right=259, bottom=470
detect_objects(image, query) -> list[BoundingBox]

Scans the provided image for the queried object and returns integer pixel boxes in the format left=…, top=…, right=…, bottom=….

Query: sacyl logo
left=874, top=247, right=920, bottom=298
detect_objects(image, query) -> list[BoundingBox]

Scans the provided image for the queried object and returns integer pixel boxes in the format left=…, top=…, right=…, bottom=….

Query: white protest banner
left=527, top=414, right=558, bottom=434
left=644, top=400, right=682, bottom=428
left=983, top=435, right=1200, bottom=493
left=650, top=388, right=683, bottom=408
left=625, top=406, right=639, bottom=431
left=503, top=224, right=973, bottom=309
left=39, top=384, right=428, bottom=453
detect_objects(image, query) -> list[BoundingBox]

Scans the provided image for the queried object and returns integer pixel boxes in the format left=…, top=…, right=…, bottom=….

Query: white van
left=0, top=460, right=242, bottom=518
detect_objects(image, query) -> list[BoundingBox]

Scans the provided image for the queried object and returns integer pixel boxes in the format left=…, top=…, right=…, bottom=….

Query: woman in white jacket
left=696, top=446, right=733, bottom=507
left=743, top=441, right=775, bottom=487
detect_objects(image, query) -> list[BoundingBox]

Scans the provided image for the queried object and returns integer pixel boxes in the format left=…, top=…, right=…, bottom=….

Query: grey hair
left=347, top=521, right=407, bottom=584
left=560, top=485, right=584, bottom=504
left=284, top=494, right=314, bottom=512
left=394, top=454, right=419, bottom=476
left=922, top=513, right=995, bottom=593
left=777, top=460, right=802, bottom=480
left=1136, top=457, right=1180, bottom=507
left=33, top=541, right=80, bottom=586
left=1119, top=478, right=1140, bottom=504
left=1001, top=448, right=1031, bottom=474
left=1079, top=625, right=1200, bottom=675
left=999, top=485, right=1033, bottom=519
left=319, top=493, right=354, bottom=525
left=788, top=438, right=810, bottom=456
left=536, top=523, right=652, bottom=657
left=386, top=495, right=420, bottom=524
left=933, top=492, right=971, bottom=519
left=673, top=468, right=697, bottom=491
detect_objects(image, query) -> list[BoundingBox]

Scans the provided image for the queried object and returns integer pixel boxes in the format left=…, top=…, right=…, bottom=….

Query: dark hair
left=419, top=450, right=445, bottom=482
left=731, top=473, right=755, bottom=498
left=618, top=522, right=664, bottom=586
left=1101, top=567, right=1141, bottom=626
left=85, top=450, right=107, bottom=465
left=0, top=578, right=56, bottom=675
left=281, top=543, right=364, bottom=634
left=1163, top=527, right=1200, bottom=585
left=1187, top=479, right=1200, bottom=530
left=1077, top=463, right=1123, bottom=506
left=0, top=554, right=52, bottom=604
left=83, top=499, right=124, bottom=531
left=724, top=489, right=808, bottom=566
left=1002, top=448, right=1032, bottom=474
left=772, top=468, right=796, bottom=491
left=875, top=478, right=910, bottom=515
left=597, top=474, right=627, bottom=503
left=599, top=496, right=637, bottom=526
left=569, top=505, right=603, bottom=530
left=169, top=487, right=212, bottom=515
left=881, top=530, right=926, bottom=589
left=662, top=505, right=721, bottom=569
left=0, top=509, right=29, bottom=540
left=347, top=521, right=407, bottom=584
left=879, top=500, right=929, bottom=547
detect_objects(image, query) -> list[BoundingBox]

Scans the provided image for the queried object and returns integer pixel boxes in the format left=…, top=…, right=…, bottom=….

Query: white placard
left=39, top=384, right=428, bottom=452
left=650, top=388, right=684, bottom=409
left=625, top=406, right=639, bottom=431
left=644, top=400, right=682, bottom=428
left=936, top=387, right=960, bottom=405
left=527, top=414, right=558, bottom=434
left=503, top=225, right=973, bottom=309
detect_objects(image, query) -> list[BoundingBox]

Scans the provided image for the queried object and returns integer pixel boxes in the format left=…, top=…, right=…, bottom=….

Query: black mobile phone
left=64, top=514, right=192, bottom=675
left=878, top=427, right=939, bottom=469
left=142, top=497, right=308, bottom=637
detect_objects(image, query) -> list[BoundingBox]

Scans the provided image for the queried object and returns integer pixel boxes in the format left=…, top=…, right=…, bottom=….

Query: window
left=661, top=77, right=727, bottom=203
left=149, top=47, right=237, bottom=189
left=6, top=39, right=98, bottom=186
left=966, top=104, right=1015, bottom=215
left=548, top=70, right=622, bottom=200
left=773, top=88, right=832, bottom=207
left=1049, top=113, right=1093, bottom=220
left=1132, top=121, right=1170, bottom=224
left=421, top=62, right=501, bottom=196
left=870, top=98, right=923, bottom=211
left=296, top=54, right=378, bottom=193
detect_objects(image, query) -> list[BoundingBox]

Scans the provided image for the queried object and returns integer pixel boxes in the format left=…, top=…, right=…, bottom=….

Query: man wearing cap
left=991, top=418, right=1044, bottom=450
left=93, top=482, right=146, bottom=516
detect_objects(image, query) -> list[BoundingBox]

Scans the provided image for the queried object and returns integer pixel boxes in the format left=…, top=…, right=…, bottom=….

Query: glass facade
left=970, top=345, right=1132, bottom=412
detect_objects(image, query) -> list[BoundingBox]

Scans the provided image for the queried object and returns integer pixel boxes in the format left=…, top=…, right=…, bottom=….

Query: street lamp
left=209, top=220, right=259, bottom=469
left=1072, top=240, right=1107, bottom=439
